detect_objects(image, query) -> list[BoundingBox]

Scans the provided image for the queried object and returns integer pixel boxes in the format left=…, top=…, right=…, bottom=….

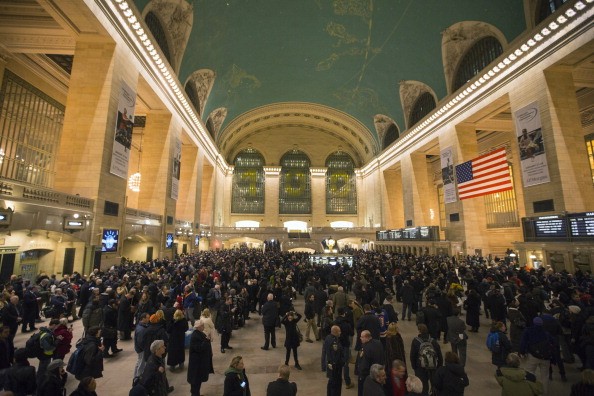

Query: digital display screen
left=376, top=226, right=439, bottom=241
left=533, top=216, right=567, bottom=238
left=569, top=212, right=594, bottom=238
left=194, top=235, right=200, bottom=247
left=101, top=229, right=119, bottom=252
left=166, top=233, right=174, bottom=248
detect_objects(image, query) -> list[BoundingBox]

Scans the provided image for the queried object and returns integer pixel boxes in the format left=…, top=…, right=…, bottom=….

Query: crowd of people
left=0, top=247, right=592, bottom=396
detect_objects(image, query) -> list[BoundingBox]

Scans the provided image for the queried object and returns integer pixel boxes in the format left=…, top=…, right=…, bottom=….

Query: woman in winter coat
left=384, top=322, right=407, bottom=396
left=200, top=308, right=216, bottom=341
left=489, top=321, right=513, bottom=368
left=507, top=300, right=526, bottom=352
left=433, top=351, right=469, bottom=396
left=187, top=320, right=214, bottom=396
left=281, top=311, right=303, bottom=370
left=223, top=355, right=251, bottom=396
left=53, top=317, right=73, bottom=360
left=140, top=340, right=170, bottom=396
left=464, top=289, right=481, bottom=332
left=166, top=309, right=188, bottom=370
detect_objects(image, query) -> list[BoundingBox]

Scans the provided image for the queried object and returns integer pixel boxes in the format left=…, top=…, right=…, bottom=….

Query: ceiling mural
left=134, top=0, right=525, bottom=143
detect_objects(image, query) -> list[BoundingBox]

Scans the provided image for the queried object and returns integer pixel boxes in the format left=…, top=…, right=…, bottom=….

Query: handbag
left=296, top=326, right=303, bottom=343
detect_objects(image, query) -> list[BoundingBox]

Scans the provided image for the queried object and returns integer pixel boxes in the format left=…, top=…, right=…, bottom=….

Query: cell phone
left=240, top=381, right=246, bottom=388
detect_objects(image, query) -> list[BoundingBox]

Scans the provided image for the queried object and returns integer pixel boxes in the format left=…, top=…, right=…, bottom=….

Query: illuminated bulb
left=528, top=39, right=536, bottom=46
left=534, top=34, right=543, bottom=41
left=542, top=28, right=550, bottom=35
left=123, top=9, right=132, bottom=17
left=128, top=172, right=141, bottom=192
left=549, top=22, right=559, bottom=30
left=128, top=16, right=137, bottom=24
left=565, top=9, right=576, bottom=17
left=521, top=44, right=529, bottom=52
left=509, top=53, right=517, bottom=61
left=136, top=28, right=144, bottom=36
left=119, top=2, right=129, bottom=10
left=557, top=15, right=567, bottom=23
left=575, top=2, right=585, bottom=10
left=515, top=48, right=523, bottom=56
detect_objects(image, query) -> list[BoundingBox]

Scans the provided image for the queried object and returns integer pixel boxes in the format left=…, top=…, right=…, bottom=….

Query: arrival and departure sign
left=533, top=215, right=567, bottom=238
left=376, top=226, right=439, bottom=241
left=568, top=212, right=594, bottom=238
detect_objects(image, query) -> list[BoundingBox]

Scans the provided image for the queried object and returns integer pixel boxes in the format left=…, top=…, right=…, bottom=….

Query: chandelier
left=128, top=172, right=141, bottom=192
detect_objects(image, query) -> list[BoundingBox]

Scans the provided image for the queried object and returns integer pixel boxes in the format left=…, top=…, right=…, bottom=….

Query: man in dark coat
left=118, top=292, right=134, bottom=340
left=266, top=364, right=297, bottom=396
left=21, top=286, right=39, bottom=333
left=187, top=321, right=214, bottom=396
left=355, top=305, right=381, bottom=350
left=261, top=293, right=279, bottom=350
left=77, top=326, right=105, bottom=380
left=140, top=339, right=170, bottom=396
left=102, top=299, right=121, bottom=357
left=322, top=325, right=345, bottom=396
left=355, top=330, right=384, bottom=396
left=3, top=347, right=37, bottom=395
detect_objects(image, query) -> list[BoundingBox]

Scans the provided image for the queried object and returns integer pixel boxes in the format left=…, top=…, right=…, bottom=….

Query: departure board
left=376, top=226, right=439, bottom=241
left=569, top=212, right=594, bottom=238
left=533, top=216, right=567, bottom=238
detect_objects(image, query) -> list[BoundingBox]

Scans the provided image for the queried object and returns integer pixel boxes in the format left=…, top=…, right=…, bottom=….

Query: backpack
left=528, top=338, right=552, bottom=360
left=66, top=341, right=86, bottom=378
left=486, top=331, right=501, bottom=354
left=416, top=337, right=438, bottom=369
left=25, top=330, right=50, bottom=359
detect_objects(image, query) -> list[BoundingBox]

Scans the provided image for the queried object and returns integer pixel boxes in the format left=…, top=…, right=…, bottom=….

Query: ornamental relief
left=187, top=69, right=215, bottom=117
left=399, top=81, right=436, bottom=130
left=373, top=114, right=396, bottom=143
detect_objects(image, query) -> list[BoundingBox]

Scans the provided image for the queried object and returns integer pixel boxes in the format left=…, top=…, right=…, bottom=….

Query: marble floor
left=13, top=297, right=577, bottom=396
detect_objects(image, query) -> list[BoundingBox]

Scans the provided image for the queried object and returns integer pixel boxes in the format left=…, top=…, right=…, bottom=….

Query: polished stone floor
left=13, top=297, right=576, bottom=395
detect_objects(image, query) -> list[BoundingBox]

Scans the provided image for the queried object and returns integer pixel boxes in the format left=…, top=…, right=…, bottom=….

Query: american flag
left=455, top=148, right=513, bottom=200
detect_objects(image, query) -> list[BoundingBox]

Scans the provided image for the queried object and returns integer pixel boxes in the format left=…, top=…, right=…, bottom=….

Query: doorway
left=0, top=253, right=15, bottom=283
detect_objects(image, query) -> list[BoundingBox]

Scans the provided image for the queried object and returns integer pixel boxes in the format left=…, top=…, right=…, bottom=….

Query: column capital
left=310, top=167, right=327, bottom=177
left=264, top=166, right=281, bottom=176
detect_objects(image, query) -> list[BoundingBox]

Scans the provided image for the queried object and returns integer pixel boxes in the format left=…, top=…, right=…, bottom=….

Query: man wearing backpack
left=520, top=317, right=556, bottom=395
left=35, top=318, right=59, bottom=387
left=410, top=323, right=443, bottom=396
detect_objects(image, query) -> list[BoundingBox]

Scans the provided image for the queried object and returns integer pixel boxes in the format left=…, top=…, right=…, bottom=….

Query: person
left=495, top=352, right=543, bottom=395
left=406, top=375, right=424, bottom=396
left=199, top=307, right=216, bottom=341
left=69, top=377, right=98, bottom=396
left=139, top=340, right=171, bottom=396
left=166, top=309, right=188, bottom=370
left=363, top=364, right=387, bottom=396
left=183, top=285, right=200, bottom=326
left=322, top=325, right=345, bottom=396
left=281, top=310, right=303, bottom=370
left=261, top=293, right=279, bottom=350
left=266, top=364, right=297, bottom=396
left=2, top=347, right=37, bottom=396
left=520, top=317, right=556, bottom=395
left=142, top=311, right=169, bottom=363
left=356, top=330, right=385, bottom=396
left=355, top=305, right=381, bottom=351
left=410, top=323, right=442, bottom=396
left=387, top=359, right=407, bottom=396
left=53, top=317, right=73, bottom=360
left=400, top=281, right=415, bottom=321
left=102, top=299, right=121, bottom=357
left=433, top=351, right=469, bottom=396
left=464, top=289, right=481, bottom=332
left=21, top=286, right=39, bottom=333
left=519, top=128, right=539, bottom=159
left=334, top=307, right=354, bottom=389
left=118, top=291, right=134, bottom=341
left=570, top=368, right=594, bottom=396
left=507, top=300, right=526, bottom=352
left=332, top=287, right=349, bottom=319
left=217, top=296, right=235, bottom=353
left=384, top=322, right=406, bottom=375
left=0, top=325, right=11, bottom=369
left=37, top=359, right=68, bottom=396
left=489, top=321, right=512, bottom=369
left=187, top=320, right=214, bottom=396
left=304, top=293, right=319, bottom=342
left=134, top=312, right=150, bottom=378
left=77, top=326, right=105, bottom=380
left=224, top=355, right=251, bottom=396
left=446, top=308, right=467, bottom=366
left=36, top=318, right=59, bottom=386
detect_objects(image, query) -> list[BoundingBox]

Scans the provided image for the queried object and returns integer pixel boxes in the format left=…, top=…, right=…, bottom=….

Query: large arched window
left=452, top=36, right=503, bottom=92
left=326, top=152, right=357, bottom=214
left=231, top=149, right=265, bottom=214
left=536, top=0, right=568, bottom=25
left=409, top=92, right=436, bottom=127
left=383, top=124, right=399, bottom=150
left=184, top=82, right=201, bottom=116
left=145, top=12, right=172, bottom=66
left=280, top=150, right=311, bottom=214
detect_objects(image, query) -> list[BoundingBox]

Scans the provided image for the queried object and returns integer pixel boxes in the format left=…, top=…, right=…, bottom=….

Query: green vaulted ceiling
left=135, top=0, right=526, bottom=142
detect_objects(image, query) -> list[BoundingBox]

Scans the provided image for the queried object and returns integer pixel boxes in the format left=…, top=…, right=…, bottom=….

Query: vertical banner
left=514, top=102, right=550, bottom=187
left=110, top=81, right=136, bottom=178
left=171, top=137, right=181, bottom=200
left=440, top=146, right=457, bottom=203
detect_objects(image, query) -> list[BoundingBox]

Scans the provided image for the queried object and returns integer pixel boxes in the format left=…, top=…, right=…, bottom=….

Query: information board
left=376, top=226, right=439, bottom=241
left=569, top=212, right=594, bottom=239
left=533, top=216, right=567, bottom=238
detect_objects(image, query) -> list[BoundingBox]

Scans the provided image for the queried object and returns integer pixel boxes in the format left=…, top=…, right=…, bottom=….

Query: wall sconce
left=529, top=252, right=537, bottom=259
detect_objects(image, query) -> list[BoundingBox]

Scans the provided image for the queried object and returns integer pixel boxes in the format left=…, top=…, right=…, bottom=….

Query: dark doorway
left=146, top=246, right=153, bottom=262
left=0, top=253, right=16, bottom=283
left=93, top=249, right=102, bottom=270
left=182, top=244, right=187, bottom=254
left=63, top=248, right=75, bottom=275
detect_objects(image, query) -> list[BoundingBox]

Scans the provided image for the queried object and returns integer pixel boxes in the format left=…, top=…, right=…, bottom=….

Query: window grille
left=409, top=92, right=436, bottom=127
left=279, top=150, right=311, bottom=214
left=231, top=148, right=265, bottom=214
left=586, top=133, right=594, bottom=185
left=184, top=82, right=201, bottom=116
left=326, top=151, right=357, bottom=214
left=536, top=0, right=568, bottom=25
left=484, top=165, right=519, bottom=228
left=383, top=124, right=398, bottom=150
left=145, top=12, right=172, bottom=65
left=453, top=36, right=503, bottom=92
left=437, top=185, right=446, bottom=229
left=0, top=70, right=64, bottom=187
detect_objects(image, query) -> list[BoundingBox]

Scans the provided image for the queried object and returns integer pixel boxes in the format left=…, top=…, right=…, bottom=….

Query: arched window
left=205, top=118, right=215, bottom=139
left=145, top=12, right=172, bottom=66
left=409, top=92, right=436, bottom=127
left=383, top=124, right=399, bottom=150
left=326, top=152, right=357, bottom=214
left=231, top=149, right=265, bottom=214
left=280, top=150, right=311, bottom=214
left=536, top=0, right=568, bottom=25
left=184, top=82, right=201, bottom=116
left=452, top=36, right=503, bottom=92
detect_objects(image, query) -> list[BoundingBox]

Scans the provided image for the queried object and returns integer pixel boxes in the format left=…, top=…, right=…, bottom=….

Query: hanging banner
left=110, top=81, right=136, bottom=178
left=171, top=137, right=181, bottom=200
left=514, top=102, right=550, bottom=187
left=440, top=146, right=457, bottom=203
